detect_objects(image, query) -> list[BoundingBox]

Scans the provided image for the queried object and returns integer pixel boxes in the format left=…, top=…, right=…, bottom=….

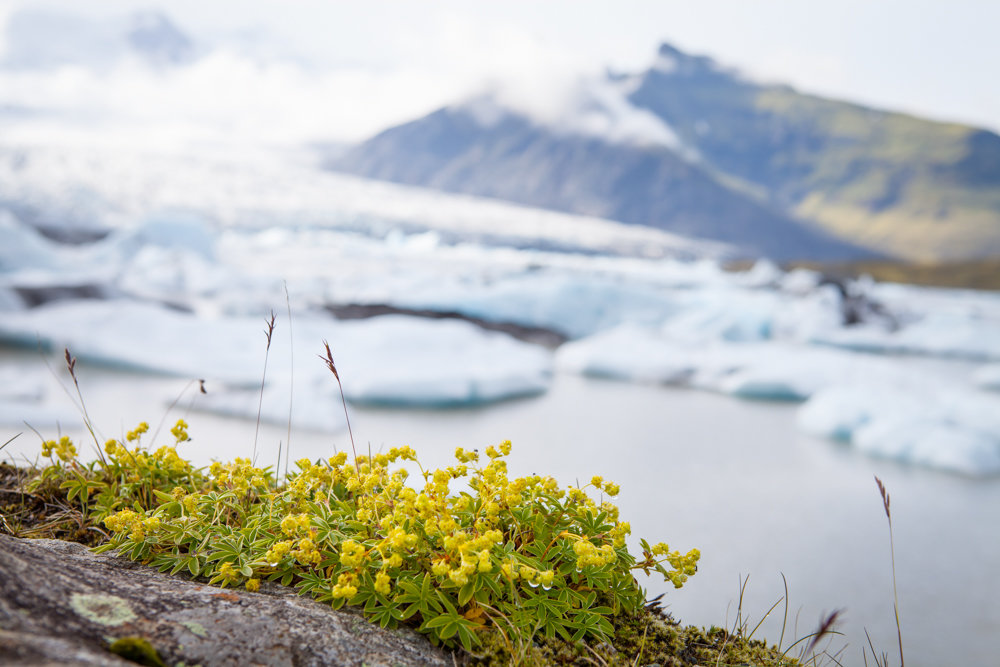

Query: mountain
left=330, top=43, right=1000, bottom=263
left=332, top=105, right=870, bottom=261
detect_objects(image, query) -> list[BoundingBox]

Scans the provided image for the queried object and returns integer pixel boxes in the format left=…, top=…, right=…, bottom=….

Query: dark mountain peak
left=652, top=42, right=730, bottom=79
left=126, top=11, right=195, bottom=65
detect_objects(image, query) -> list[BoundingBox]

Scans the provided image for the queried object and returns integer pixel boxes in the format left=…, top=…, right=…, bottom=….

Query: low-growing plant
left=31, top=420, right=699, bottom=654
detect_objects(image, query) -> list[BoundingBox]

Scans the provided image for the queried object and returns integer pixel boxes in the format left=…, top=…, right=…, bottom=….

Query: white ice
left=3, top=144, right=1000, bottom=474
left=0, top=301, right=552, bottom=429
left=798, top=383, right=1000, bottom=476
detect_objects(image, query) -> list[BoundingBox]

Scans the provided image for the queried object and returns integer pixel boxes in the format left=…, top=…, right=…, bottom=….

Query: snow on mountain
left=466, top=76, right=687, bottom=151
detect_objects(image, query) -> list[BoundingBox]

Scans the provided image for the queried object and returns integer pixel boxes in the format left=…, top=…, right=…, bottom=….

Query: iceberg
left=974, top=364, right=1000, bottom=391
left=798, top=384, right=1000, bottom=476
left=0, top=301, right=552, bottom=423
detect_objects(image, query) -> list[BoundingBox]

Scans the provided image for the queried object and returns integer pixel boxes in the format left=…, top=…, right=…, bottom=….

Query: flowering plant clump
left=34, top=422, right=699, bottom=653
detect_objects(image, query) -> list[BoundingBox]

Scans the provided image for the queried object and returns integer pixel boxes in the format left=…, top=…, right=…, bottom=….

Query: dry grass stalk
left=874, top=475, right=904, bottom=667
left=320, top=340, right=358, bottom=471
left=252, top=311, right=277, bottom=466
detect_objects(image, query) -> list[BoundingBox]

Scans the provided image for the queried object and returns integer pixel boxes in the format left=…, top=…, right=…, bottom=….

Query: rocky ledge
left=0, top=533, right=451, bottom=666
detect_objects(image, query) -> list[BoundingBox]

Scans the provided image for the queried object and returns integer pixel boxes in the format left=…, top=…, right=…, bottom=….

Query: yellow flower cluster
left=104, top=509, right=161, bottom=542
left=264, top=540, right=294, bottom=565
left=126, top=421, right=149, bottom=443
left=209, top=457, right=267, bottom=494
left=339, top=539, right=366, bottom=567
left=651, top=542, right=701, bottom=588
left=218, top=561, right=239, bottom=585
left=76, top=428, right=702, bottom=651
left=332, top=572, right=359, bottom=599
left=170, top=419, right=189, bottom=443
left=572, top=538, right=617, bottom=569
left=280, top=513, right=311, bottom=536
left=500, top=560, right=556, bottom=589
left=41, top=435, right=77, bottom=462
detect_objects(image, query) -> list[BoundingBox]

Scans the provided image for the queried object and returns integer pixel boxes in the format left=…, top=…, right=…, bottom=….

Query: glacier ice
left=798, top=384, right=1000, bottom=476
left=0, top=301, right=552, bottom=427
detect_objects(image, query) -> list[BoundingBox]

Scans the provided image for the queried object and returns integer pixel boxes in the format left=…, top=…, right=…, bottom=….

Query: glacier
left=1, top=144, right=1000, bottom=475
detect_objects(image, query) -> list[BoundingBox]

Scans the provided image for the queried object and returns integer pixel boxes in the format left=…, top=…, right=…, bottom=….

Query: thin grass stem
left=253, top=311, right=277, bottom=466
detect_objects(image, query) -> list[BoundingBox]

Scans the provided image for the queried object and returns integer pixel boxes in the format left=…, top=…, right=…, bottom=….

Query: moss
left=456, top=606, right=800, bottom=666
left=0, top=462, right=100, bottom=545
left=108, top=636, right=168, bottom=667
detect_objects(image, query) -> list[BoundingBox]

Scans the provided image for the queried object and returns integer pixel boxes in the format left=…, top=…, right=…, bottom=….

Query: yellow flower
left=374, top=571, right=391, bottom=596
left=339, top=540, right=366, bottom=568
left=431, top=558, right=450, bottom=577
left=246, top=578, right=261, bottom=592
left=170, top=419, right=189, bottom=442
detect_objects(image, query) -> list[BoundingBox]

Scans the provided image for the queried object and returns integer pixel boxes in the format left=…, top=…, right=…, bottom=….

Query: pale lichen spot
left=69, top=593, right=137, bottom=626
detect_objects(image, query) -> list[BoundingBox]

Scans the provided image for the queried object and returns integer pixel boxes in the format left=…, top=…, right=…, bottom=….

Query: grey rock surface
left=0, top=533, right=453, bottom=666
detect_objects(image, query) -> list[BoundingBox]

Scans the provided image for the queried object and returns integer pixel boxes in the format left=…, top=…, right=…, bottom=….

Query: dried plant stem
left=875, top=475, right=904, bottom=667
left=283, top=282, right=293, bottom=480
left=253, top=312, right=277, bottom=466
left=151, top=378, right=203, bottom=445
left=320, top=340, right=358, bottom=472
left=61, top=348, right=103, bottom=460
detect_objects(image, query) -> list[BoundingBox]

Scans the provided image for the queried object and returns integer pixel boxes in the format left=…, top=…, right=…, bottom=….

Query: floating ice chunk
left=815, top=316, right=1000, bottom=360
left=0, top=300, right=265, bottom=386
left=559, top=322, right=903, bottom=403
left=0, top=210, right=62, bottom=272
left=854, top=416, right=1000, bottom=476
left=973, top=364, right=1000, bottom=391
left=194, top=376, right=347, bottom=432
left=798, top=383, right=1000, bottom=475
left=0, top=288, right=26, bottom=311
left=733, top=259, right=782, bottom=288
left=555, top=325, right=695, bottom=384
left=813, top=284, right=1000, bottom=361
left=129, top=211, right=216, bottom=260
left=0, top=301, right=552, bottom=413
left=116, top=244, right=232, bottom=304
left=660, top=290, right=776, bottom=343
left=335, top=316, right=552, bottom=407
left=778, top=267, right=823, bottom=294
left=401, top=273, right=681, bottom=339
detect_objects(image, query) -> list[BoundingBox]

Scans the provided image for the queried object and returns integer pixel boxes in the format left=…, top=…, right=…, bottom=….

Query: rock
left=0, top=534, right=452, bottom=667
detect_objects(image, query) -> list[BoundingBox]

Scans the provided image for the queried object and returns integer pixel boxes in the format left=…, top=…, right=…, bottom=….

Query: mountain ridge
left=330, top=42, right=1000, bottom=263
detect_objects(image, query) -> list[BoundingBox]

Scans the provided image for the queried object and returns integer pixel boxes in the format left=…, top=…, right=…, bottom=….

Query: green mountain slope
left=629, top=44, right=1000, bottom=261
left=332, top=43, right=1000, bottom=263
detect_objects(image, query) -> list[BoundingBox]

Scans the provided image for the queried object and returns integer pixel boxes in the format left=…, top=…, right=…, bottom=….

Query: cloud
left=0, top=5, right=598, bottom=151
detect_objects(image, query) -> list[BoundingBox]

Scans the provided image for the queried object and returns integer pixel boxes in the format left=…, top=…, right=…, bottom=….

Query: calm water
left=3, top=349, right=997, bottom=666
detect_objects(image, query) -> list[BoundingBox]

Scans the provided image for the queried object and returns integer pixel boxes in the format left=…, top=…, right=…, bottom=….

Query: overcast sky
left=2, top=0, right=998, bottom=145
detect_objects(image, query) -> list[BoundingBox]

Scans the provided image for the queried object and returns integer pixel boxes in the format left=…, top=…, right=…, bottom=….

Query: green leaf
left=153, top=489, right=175, bottom=504
left=457, top=581, right=476, bottom=606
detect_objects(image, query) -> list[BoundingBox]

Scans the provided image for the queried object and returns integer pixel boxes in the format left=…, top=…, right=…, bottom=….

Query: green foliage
left=31, top=425, right=699, bottom=654
left=108, top=636, right=167, bottom=667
